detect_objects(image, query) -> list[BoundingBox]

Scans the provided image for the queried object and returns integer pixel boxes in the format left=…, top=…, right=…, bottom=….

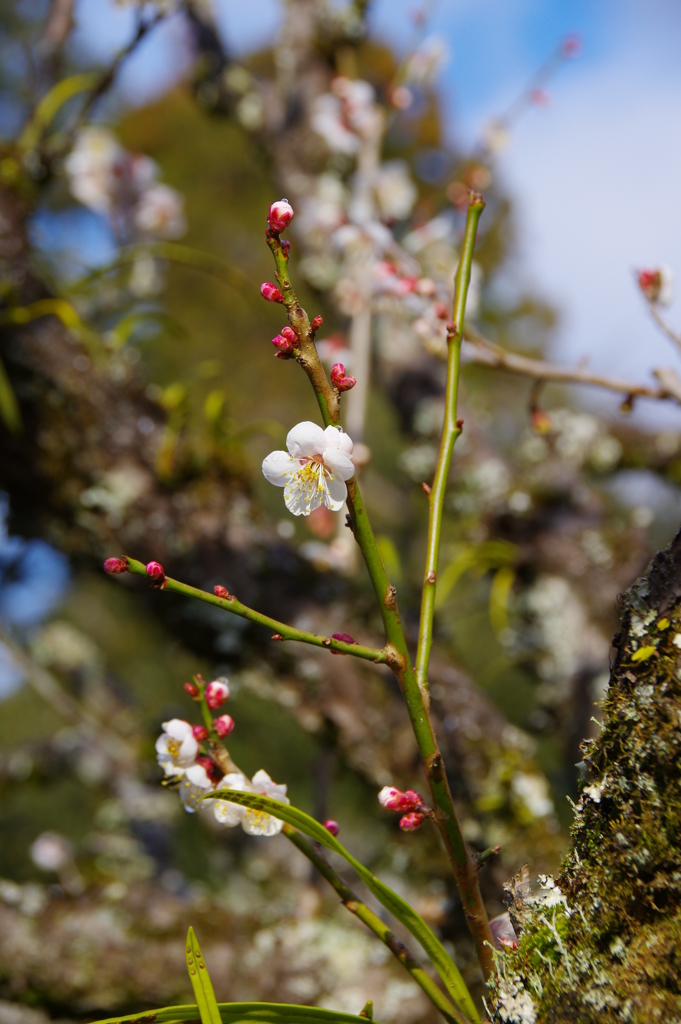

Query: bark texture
left=489, top=530, right=681, bottom=1022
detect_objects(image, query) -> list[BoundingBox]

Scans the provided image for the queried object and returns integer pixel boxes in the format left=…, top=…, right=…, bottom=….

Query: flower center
left=166, top=738, right=181, bottom=758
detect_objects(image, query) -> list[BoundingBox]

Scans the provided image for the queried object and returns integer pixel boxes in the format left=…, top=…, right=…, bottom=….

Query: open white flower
left=178, top=762, right=214, bottom=813
left=262, top=422, right=354, bottom=516
left=155, top=719, right=198, bottom=777
left=212, top=769, right=289, bottom=836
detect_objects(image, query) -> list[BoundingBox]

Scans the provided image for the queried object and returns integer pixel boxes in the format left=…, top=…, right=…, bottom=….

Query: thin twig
left=647, top=303, right=681, bottom=358
left=462, top=325, right=681, bottom=406
left=124, top=557, right=387, bottom=664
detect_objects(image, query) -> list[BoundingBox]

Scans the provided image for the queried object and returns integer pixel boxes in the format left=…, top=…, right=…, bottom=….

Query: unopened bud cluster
left=637, top=266, right=673, bottom=306
left=330, top=363, right=356, bottom=392
left=377, top=786, right=429, bottom=831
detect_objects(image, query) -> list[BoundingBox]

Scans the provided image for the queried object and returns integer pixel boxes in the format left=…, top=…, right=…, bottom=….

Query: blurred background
left=0, top=1, right=680, bottom=1021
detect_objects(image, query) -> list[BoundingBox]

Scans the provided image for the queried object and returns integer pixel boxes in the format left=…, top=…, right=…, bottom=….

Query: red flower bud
left=531, top=408, right=553, bottom=434
left=184, top=682, right=200, bottom=697
left=433, top=302, right=448, bottom=320
left=261, top=282, right=284, bottom=303
left=196, top=755, right=222, bottom=785
left=281, top=326, right=297, bottom=343
left=323, top=819, right=340, bottom=836
left=561, top=33, right=582, bottom=58
left=192, top=724, right=208, bottom=741
left=311, top=315, right=323, bottom=331
left=145, top=561, right=164, bottom=578
left=205, top=679, right=230, bottom=709
left=272, top=334, right=295, bottom=358
left=330, top=363, right=357, bottom=392
left=399, top=811, right=427, bottom=832
left=103, top=557, right=127, bottom=574
left=378, top=786, right=425, bottom=813
left=332, top=632, right=357, bottom=644
left=268, top=199, right=294, bottom=234
left=214, top=585, right=231, bottom=599
left=214, top=714, right=235, bottom=738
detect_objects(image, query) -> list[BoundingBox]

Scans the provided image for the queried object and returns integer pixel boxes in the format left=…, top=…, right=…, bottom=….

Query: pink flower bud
left=205, top=679, right=230, bottom=709
left=196, top=755, right=221, bottom=785
left=561, top=33, right=582, bottom=58
left=330, top=363, right=357, bottom=392
left=184, top=682, right=199, bottom=697
left=268, top=199, right=294, bottom=234
left=399, top=811, right=427, bottom=832
left=215, top=714, right=235, bottom=738
left=214, top=585, right=231, bottom=599
left=146, top=561, right=164, bottom=578
left=272, top=334, right=295, bottom=359
left=281, top=326, right=297, bottom=343
left=261, top=282, right=284, bottom=303
left=433, top=302, right=448, bottom=320
left=311, top=315, right=323, bottom=331
left=192, top=724, right=208, bottom=741
left=323, top=819, right=340, bottom=836
left=103, top=557, right=127, bottom=574
left=378, top=786, right=425, bottom=813
left=332, top=632, right=357, bottom=644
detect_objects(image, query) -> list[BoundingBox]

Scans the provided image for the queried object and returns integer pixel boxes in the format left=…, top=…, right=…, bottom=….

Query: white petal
left=284, top=463, right=325, bottom=516
left=163, top=718, right=192, bottom=740
left=213, top=800, right=245, bottom=826
left=185, top=764, right=212, bottom=789
left=223, top=772, right=250, bottom=791
left=251, top=770, right=288, bottom=802
left=242, top=808, right=284, bottom=837
left=323, top=448, right=355, bottom=481
left=157, top=755, right=185, bottom=778
left=155, top=734, right=169, bottom=755
left=322, top=425, right=353, bottom=455
left=325, top=474, right=347, bottom=511
left=178, top=734, right=199, bottom=764
left=286, top=421, right=326, bottom=459
left=262, top=450, right=300, bottom=487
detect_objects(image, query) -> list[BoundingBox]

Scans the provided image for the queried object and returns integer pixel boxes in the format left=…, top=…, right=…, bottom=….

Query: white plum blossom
left=212, top=769, right=289, bottom=836
left=30, top=832, right=73, bottom=872
left=262, top=421, right=355, bottom=516
left=65, top=127, right=186, bottom=245
left=133, top=183, right=186, bottom=240
left=373, top=161, right=418, bottom=221
left=155, top=719, right=198, bottom=777
left=178, top=762, right=214, bottom=813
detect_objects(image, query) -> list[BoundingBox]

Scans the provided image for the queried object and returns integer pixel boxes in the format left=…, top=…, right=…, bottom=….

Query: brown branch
left=648, top=303, right=681, bottom=357
left=463, top=325, right=681, bottom=407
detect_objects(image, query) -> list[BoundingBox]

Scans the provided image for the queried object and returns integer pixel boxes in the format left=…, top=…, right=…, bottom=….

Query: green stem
left=282, top=826, right=467, bottom=1024
left=264, top=209, right=494, bottom=978
left=415, top=193, right=486, bottom=692
left=124, top=558, right=386, bottom=664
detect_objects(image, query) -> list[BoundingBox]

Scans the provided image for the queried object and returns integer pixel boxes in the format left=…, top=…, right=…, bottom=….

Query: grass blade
left=186, top=927, right=222, bottom=1024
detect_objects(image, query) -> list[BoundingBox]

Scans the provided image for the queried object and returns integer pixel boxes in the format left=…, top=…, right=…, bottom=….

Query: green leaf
left=18, top=72, right=100, bottom=150
left=87, top=1003, right=384, bottom=1024
left=186, top=927, right=222, bottom=1024
left=205, top=791, right=479, bottom=1024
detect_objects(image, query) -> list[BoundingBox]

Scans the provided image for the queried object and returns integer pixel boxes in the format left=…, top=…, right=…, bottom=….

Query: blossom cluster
left=155, top=676, right=289, bottom=837
left=65, top=126, right=186, bottom=245
left=377, top=785, right=430, bottom=832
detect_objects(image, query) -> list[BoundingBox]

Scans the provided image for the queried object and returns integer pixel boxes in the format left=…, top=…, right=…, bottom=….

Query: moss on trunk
left=488, top=530, right=681, bottom=1022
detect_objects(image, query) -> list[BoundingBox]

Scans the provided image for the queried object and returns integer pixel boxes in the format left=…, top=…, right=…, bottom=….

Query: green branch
left=124, top=558, right=386, bottom=664
left=415, top=193, right=486, bottom=691
left=264, top=210, right=494, bottom=979
left=283, top=825, right=467, bottom=1024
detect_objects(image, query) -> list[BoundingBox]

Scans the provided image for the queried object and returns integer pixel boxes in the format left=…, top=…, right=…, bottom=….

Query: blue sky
left=70, top=0, right=681, bottom=426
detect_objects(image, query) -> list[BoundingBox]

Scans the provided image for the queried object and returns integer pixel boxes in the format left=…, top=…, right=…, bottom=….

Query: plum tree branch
left=123, top=557, right=387, bottom=664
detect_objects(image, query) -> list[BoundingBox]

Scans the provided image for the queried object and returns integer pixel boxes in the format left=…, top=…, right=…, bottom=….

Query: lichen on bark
left=488, top=529, right=681, bottom=1022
